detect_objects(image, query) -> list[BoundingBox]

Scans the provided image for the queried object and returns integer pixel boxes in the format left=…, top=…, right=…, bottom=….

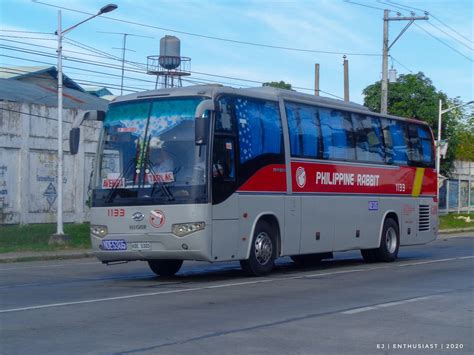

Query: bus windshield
left=93, top=97, right=208, bottom=206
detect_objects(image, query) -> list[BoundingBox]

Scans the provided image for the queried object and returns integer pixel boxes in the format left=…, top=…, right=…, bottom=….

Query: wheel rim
left=385, top=227, right=397, bottom=254
left=254, top=232, right=273, bottom=265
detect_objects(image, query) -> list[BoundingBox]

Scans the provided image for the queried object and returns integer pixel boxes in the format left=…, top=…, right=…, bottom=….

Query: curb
left=0, top=250, right=94, bottom=263
left=438, top=227, right=474, bottom=234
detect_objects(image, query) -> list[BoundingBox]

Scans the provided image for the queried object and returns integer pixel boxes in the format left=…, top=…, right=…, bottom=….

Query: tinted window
left=215, top=97, right=236, bottom=134
left=417, top=126, right=434, bottom=167
left=285, top=102, right=321, bottom=158
left=381, top=119, right=408, bottom=165
left=352, top=114, right=385, bottom=163
left=320, top=108, right=355, bottom=160
left=235, top=97, right=282, bottom=163
left=406, top=124, right=422, bottom=164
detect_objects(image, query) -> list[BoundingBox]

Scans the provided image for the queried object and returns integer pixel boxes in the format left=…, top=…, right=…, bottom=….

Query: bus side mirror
left=195, top=100, right=215, bottom=145
left=69, top=110, right=106, bottom=155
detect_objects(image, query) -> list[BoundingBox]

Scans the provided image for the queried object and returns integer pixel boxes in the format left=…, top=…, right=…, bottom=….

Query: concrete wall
left=0, top=101, right=101, bottom=224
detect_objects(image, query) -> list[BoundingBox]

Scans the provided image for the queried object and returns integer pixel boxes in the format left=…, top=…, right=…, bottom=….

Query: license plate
left=101, top=239, right=127, bottom=251
left=130, top=242, right=152, bottom=251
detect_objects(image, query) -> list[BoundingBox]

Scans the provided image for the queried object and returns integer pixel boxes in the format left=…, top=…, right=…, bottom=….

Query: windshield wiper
left=105, top=137, right=142, bottom=203
left=104, top=157, right=137, bottom=203
left=144, top=157, right=175, bottom=201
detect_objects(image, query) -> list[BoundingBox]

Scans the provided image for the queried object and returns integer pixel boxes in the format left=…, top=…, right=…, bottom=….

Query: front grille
left=418, top=205, right=430, bottom=231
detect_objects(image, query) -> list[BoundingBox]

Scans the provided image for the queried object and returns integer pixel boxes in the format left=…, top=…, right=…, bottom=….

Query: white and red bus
left=71, top=85, right=437, bottom=276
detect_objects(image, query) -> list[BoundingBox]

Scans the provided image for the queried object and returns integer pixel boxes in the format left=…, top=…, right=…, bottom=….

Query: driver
left=150, top=148, right=174, bottom=173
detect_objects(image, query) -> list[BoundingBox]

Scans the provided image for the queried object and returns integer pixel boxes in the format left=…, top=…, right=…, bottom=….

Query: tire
left=240, top=221, right=276, bottom=276
left=148, top=259, right=183, bottom=277
left=361, top=218, right=400, bottom=263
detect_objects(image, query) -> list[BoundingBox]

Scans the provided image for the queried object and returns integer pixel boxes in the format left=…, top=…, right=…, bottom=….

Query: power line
left=343, top=0, right=386, bottom=11
left=386, top=0, right=474, bottom=44
left=389, top=56, right=413, bottom=73
left=32, top=0, right=381, bottom=57
left=425, top=21, right=473, bottom=51
left=1, top=43, right=344, bottom=99
left=414, top=23, right=473, bottom=62
left=0, top=29, right=54, bottom=35
left=0, top=34, right=56, bottom=41
left=380, top=0, right=473, bottom=51
left=0, top=37, right=141, bottom=64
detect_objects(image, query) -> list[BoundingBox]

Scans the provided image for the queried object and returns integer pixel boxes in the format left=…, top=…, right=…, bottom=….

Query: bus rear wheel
left=240, top=221, right=276, bottom=276
left=148, top=259, right=183, bottom=277
left=361, top=218, right=399, bottom=263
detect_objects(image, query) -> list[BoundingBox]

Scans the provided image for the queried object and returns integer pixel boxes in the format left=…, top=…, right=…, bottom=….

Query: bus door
left=211, top=97, right=239, bottom=261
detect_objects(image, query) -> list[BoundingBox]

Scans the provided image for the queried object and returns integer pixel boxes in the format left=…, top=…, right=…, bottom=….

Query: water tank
left=159, top=35, right=181, bottom=70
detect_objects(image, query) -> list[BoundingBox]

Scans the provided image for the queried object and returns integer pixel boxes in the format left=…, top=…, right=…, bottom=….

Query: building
left=0, top=72, right=107, bottom=225
left=0, top=65, right=84, bottom=92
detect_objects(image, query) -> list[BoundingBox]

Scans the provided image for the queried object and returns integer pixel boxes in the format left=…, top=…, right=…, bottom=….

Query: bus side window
left=215, top=98, right=235, bottom=134
left=320, top=108, right=355, bottom=161
left=285, top=102, right=321, bottom=159
left=235, top=97, right=282, bottom=163
left=417, top=126, right=435, bottom=167
left=352, top=114, right=385, bottom=163
left=382, top=119, right=408, bottom=165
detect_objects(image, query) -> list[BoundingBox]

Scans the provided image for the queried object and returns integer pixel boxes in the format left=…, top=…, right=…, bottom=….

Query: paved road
left=1, top=234, right=473, bottom=355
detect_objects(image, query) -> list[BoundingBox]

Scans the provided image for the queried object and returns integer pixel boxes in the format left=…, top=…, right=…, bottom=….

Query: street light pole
left=51, top=4, right=117, bottom=243
left=436, top=99, right=474, bottom=201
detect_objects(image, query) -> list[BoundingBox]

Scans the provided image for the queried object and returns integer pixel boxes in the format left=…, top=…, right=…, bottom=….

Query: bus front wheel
left=148, top=259, right=183, bottom=277
left=240, top=221, right=276, bottom=276
left=362, top=218, right=399, bottom=263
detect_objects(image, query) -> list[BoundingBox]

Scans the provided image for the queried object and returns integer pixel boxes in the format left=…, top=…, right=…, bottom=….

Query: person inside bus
left=150, top=148, right=174, bottom=173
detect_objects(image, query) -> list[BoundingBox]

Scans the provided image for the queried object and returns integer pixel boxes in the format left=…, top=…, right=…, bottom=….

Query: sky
left=0, top=0, right=473, bottom=105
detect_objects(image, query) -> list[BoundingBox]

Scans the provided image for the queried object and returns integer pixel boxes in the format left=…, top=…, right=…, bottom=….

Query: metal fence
left=439, top=178, right=474, bottom=213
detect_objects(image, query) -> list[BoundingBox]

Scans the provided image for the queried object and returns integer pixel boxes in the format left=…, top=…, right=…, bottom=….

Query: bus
left=70, top=85, right=437, bottom=277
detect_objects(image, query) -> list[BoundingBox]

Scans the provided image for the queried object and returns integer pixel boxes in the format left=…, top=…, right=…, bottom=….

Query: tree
left=455, top=115, right=474, bottom=161
left=263, top=81, right=292, bottom=90
left=362, top=72, right=467, bottom=175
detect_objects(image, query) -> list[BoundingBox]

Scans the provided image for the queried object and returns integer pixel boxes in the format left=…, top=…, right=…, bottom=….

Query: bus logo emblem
left=149, top=209, right=165, bottom=228
left=296, top=167, right=306, bottom=188
left=132, top=212, right=144, bottom=222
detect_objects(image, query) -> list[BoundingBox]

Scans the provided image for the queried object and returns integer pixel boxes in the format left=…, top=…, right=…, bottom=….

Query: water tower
left=147, top=35, right=191, bottom=88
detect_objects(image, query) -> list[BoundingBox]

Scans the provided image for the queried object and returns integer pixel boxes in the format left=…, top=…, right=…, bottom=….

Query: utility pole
left=98, top=31, right=153, bottom=95
left=381, top=9, right=428, bottom=114
left=314, top=63, right=320, bottom=96
left=343, top=55, right=349, bottom=102
left=51, top=4, right=117, bottom=244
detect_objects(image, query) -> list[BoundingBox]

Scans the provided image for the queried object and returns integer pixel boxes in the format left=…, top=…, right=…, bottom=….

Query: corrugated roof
left=0, top=66, right=53, bottom=79
left=0, top=78, right=108, bottom=111
left=0, top=66, right=84, bottom=92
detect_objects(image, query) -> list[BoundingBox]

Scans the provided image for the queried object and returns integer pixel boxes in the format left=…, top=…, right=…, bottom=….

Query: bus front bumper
left=91, top=229, right=212, bottom=263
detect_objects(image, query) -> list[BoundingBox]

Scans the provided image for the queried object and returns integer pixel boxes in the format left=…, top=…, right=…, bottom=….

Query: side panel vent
left=418, top=205, right=430, bottom=231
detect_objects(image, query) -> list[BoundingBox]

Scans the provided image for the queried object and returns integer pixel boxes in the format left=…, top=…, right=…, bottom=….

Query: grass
left=439, top=212, right=474, bottom=230
left=0, top=223, right=91, bottom=253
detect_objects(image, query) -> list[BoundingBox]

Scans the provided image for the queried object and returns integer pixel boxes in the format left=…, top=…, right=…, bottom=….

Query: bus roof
left=111, top=85, right=431, bottom=127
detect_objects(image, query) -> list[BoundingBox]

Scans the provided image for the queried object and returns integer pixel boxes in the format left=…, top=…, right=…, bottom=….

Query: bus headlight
left=172, top=222, right=205, bottom=237
left=91, top=225, right=108, bottom=238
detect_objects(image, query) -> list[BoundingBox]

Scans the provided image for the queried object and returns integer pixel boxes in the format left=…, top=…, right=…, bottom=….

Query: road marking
left=0, top=255, right=472, bottom=314
left=341, top=295, right=437, bottom=315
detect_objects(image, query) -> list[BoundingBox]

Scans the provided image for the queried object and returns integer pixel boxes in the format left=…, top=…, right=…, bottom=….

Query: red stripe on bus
left=237, top=162, right=436, bottom=196
left=238, top=164, right=287, bottom=192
